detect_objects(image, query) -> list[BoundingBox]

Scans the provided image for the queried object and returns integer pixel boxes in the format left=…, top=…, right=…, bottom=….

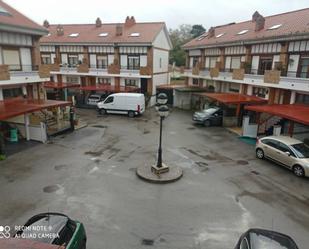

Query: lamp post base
left=151, top=163, right=170, bottom=175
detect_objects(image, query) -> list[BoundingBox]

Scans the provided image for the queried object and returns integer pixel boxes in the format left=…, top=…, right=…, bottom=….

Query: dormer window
left=237, top=29, right=249, bottom=35
left=267, top=24, right=282, bottom=30
left=216, top=33, right=225, bottom=38
left=129, top=33, right=140, bottom=37
left=0, top=6, right=11, bottom=16
left=69, top=33, right=79, bottom=37
left=197, top=34, right=208, bottom=41
left=98, top=33, right=108, bottom=37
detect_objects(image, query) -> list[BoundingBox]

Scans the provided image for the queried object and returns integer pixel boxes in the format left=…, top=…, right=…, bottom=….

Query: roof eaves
left=0, top=23, right=48, bottom=36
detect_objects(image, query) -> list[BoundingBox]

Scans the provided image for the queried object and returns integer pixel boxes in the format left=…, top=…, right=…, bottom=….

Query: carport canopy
left=193, top=93, right=267, bottom=105
left=245, top=104, right=309, bottom=126
left=44, top=82, right=80, bottom=89
left=79, top=85, right=140, bottom=92
left=0, top=98, right=71, bottom=120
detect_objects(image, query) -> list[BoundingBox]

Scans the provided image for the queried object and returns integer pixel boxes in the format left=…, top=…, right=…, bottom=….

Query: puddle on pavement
left=92, top=125, right=108, bottom=129
left=187, top=127, right=196, bottom=130
left=129, top=167, right=137, bottom=172
left=143, top=129, right=151, bottom=134
left=43, top=185, right=60, bottom=193
left=237, top=160, right=249, bottom=165
left=251, top=170, right=260, bottom=175
left=141, top=239, right=154, bottom=246
left=54, top=164, right=67, bottom=170
left=195, top=162, right=209, bottom=172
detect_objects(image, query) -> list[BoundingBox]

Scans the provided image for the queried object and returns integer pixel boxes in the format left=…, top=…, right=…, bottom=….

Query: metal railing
left=121, top=65, right=140, bottom=70
left=89, top=64, right=108, bottom=69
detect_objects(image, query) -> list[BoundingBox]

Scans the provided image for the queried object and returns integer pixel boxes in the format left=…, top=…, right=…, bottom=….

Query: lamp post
left=152, top=93, right=169, bottom=174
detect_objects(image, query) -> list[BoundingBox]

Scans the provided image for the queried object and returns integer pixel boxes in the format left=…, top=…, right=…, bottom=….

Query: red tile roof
left=194, top=93, right=267, bottom=105
left=184, top=8, right=309, bottom=49
left=0, top=0, right=47, bottom=35
left=40, top=22, right=166, bottom=44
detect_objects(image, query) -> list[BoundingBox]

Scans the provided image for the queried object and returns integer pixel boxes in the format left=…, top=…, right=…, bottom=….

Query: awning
left=194, top=93, right=267, bottom=105
left=245, top=104, right=309, bottom=126
left=0, top=98, right=72, bottom=120
left=79, top=85, right=140, bottom=92
left=44, top=82, right=80, bottom=89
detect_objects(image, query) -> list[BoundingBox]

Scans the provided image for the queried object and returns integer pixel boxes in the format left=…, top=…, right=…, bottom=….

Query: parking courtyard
left=0, top=108, right=309, bottom=249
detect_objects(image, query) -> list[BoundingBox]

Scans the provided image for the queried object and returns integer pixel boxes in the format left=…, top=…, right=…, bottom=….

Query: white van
left=97, top=93, right=145, bottom=117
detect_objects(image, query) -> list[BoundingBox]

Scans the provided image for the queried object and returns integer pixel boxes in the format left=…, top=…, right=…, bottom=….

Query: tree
left=190, top=24, right=206, bottom=38
left=169, top=24, right=193, bottom=66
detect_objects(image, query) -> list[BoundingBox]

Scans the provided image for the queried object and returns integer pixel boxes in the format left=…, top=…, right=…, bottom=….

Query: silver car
left=256, top=136, right=309, bottom=177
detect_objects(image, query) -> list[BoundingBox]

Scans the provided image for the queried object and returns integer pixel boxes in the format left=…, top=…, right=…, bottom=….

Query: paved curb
left=136, top=165, right=183, bottom=184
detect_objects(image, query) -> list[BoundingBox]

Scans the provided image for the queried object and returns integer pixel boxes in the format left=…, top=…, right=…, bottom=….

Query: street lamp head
left=158, top=105, right=169, bottom=118
left=157, top=93, right=168, bottom=105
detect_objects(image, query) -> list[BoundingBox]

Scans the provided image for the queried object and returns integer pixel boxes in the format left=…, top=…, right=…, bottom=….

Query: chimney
left=124, top=16, right=136, bottom=28
left=255, top=15, right=265, bottom=31
left=56, top=25, right=64, bottom=36
left=43, top=20, right=50, bottom=28
left=208, top=27, right=215, bottom=38
left=252, top=11, right=260, bottom=22
left=96, top=17, right=102, bottom=28
left=116, top=24, right=123, bottom=36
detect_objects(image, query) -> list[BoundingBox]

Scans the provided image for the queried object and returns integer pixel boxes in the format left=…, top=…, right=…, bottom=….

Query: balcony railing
left=89, top=64, right=108, bottom=69
left=121, top=65, right=140, bottom=70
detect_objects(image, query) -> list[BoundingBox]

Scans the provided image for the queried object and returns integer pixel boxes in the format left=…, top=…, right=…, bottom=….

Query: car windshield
left=291, top=143, right=309, bottom=158
left=250, top=231, right=298, bottom=249
left=202, top=108, right=218, bottom=115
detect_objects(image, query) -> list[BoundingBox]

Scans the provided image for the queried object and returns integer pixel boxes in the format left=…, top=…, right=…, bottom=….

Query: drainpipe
left=24, top=114, right=30, bottom=141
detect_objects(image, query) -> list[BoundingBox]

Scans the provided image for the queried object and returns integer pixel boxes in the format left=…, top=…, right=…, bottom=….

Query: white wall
left=272, top=55, right=280, bottom=69
left=153, top=49, right=169, bottom=74
left=90, top=54, right=96, bottom=67
left=0, top=89, right=3, bottom=100
left=20, top=48, right=32, bottom=71
left=140, top=55, right=147, bottom=67
left=61, top=54, right=68, bottom=64
left=153, top=73, right=169, bottom=95
left=152, top=28, right=172, bottom=50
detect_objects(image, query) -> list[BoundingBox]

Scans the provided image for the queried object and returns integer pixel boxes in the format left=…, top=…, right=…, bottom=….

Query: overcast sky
left=5, top=0, right=309, bottom=30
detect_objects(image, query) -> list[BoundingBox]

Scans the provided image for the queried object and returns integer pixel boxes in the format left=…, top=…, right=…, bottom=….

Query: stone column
left=31, top=37, right=41, bottom=69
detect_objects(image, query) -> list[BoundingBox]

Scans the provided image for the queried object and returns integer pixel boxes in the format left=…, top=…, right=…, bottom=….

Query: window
left=69, top=33, right=79, bottom=37
left=192, top=78, right=199, bottom=85
left=295, top=93, right=309, bottom=105
left=3, top=48, right=21, bottom=71
left=66, top=76, right=79, bottom=83
left=253, top=87, right=269, bottom=99
left=41, top=54, right=52, bottom=64
left=292, top=143, right=309, bottom=158
left=277, top=142, right=295, bottom=155
left=240, top=238, right=250, bottom=249
left=298, top=57, right=309, bottom=78
left=98, top=77, right=111, bottom=85
left=231, top=56, right=241, bottom=69
left=209, top=57, right=217, bottom=68
left=68, top=55, right=79, bottom=67
left=3, top=88, right=23, bottom=99
left=125, top=79, right=138, bottom=87
left=104, top=96, right=114, bottom=104
left=129, top=33, right=140, bottom=37
left=237, top=30, right=249, bottom=35
left=228, top=83, right=240, bottom=93
left=127, top=56, right=140, bottom=70
left=97, top=55, right=108, bottom=69
left=262, top=139, right=279, bottom=149
left=192, top=57, right=200, bottom=67
left=258, top=57, right=273, bottom=75
left=98, top=33, right=108, bottom=37
left=267, top=24, right=282, bottom=30
left=216, top=33, right=225, bottom=38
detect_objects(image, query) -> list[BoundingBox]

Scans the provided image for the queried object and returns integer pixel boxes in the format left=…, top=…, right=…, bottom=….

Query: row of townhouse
left=0, top=0, right=73, bottom=149
left=183, top=9, right=309, bottom=106
left=182, top=9, right=309, bottom=138
left=39, top=16, right=172, bottom=105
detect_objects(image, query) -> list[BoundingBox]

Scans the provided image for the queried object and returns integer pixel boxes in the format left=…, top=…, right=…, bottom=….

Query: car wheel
left=99, top=109, right=106, bottom=115
left=203, top=120, right=211, bottom=127
left=256, top=148, right=264, bottom=159
left=293, top=165, right=305, bottom=177
left=128, top=111, right=135, bottom=118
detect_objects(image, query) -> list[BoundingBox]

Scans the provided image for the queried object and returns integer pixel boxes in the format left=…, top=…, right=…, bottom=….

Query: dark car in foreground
left=15, top=213, right=86, bottom=249
left=192, top=107, right=223, bottom=127
left=235, top=228, right=299, bottom=249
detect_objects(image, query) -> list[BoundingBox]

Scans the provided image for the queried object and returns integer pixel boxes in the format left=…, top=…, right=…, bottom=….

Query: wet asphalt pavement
left=1, top=108, right=309, bottom=249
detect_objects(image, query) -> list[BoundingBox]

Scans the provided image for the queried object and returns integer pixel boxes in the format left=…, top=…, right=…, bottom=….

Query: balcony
left=0, top=64, right=50, bottom=85
left=183, top=68, right=309, bottom=92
